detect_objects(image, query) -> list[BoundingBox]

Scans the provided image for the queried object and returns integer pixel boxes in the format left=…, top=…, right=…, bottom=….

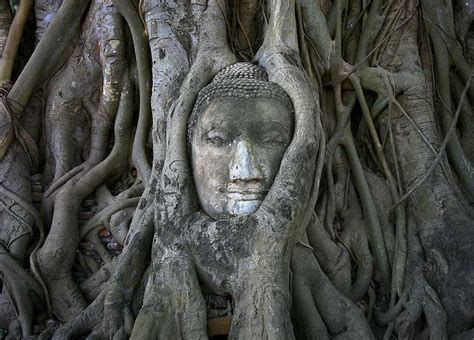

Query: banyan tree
left=0, top=0, right=472, bottom=338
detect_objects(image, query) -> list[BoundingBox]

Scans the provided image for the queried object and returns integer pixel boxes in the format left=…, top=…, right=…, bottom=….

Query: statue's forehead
left=199, top=97, right=293, bottom=123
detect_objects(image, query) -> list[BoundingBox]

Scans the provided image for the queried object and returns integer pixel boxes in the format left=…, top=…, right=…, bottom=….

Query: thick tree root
left=38, top=71, right=131, bottom=321
left=47, top=292, right=105, bottom=340
left=0, top=245, right=44, bottom=337
left=292, top=244, right=374, bottom=339
left=131, top=255, right=208, bottom=340
left=69, top=202, right=154, bottom=338
left=394, top=271, right=447, bottom=339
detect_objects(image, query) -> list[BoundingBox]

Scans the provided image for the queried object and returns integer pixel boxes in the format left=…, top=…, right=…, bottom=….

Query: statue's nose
left=229, top=139, right=264, bottom=182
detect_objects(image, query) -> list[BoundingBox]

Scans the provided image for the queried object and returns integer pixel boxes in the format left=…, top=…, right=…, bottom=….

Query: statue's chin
left=202, top=196, right=263, bottom=220
left=229, top=199, right=261, bottom=216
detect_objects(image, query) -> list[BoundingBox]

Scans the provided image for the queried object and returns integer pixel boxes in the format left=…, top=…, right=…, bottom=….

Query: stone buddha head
left=188, top=63, right=294, bottom=220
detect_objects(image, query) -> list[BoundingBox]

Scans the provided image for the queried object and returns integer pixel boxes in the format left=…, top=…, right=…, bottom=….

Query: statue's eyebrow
left=260, top=121, right=291, bottom=134
left=201, top=119, right=230, bottom=130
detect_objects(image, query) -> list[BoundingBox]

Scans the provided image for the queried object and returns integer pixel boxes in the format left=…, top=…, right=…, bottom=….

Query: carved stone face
left=191, top=97, right=293, bottom=219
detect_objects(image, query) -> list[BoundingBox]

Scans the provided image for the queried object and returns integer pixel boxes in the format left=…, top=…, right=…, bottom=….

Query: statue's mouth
left=226, top=185, right=268, bottom=201
left=228, top=193, right=263, bottom=201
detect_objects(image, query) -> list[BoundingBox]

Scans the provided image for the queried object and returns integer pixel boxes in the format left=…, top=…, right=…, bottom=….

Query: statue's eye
left=204, top=129, right=229, bottom=146
left=262, top=132, right=287, bottom=145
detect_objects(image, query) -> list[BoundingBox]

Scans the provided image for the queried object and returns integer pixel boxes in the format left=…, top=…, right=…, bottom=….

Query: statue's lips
left=226, top=187, right=267, bottom=201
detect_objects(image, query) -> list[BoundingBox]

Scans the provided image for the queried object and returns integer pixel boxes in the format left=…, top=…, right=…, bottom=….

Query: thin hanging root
left=295, top=4, right=313, bottom=80
left=353, top=0, right=383, bottom=63
left=391, top=76, right=473, bottom=210
left=112, top=0, right=152, bottom=183
left=235, top=0, right=255, bottom=56
left=334, top=0, right=344, bottom=57
left=357, top=66, right=450, bottom=177
left=391, top=98, right=451, bottom=178
left=342, top=0, right=369, bottom=48
left=0, top=0, right=33, bottom=84
left=342, top=133, right=391, bottom=289
left=372, top=0, right=406, bottom=65
left=350, top=74, right=407, bottom=301
left=350, top=74, right=397, bottom=190
left=421, top=1, right=474, bottom=199
left=310, top=0, right=394, bottom=293
left=324, top=158, right=337, bottom=238
left=420, top=0, right=474, bottom=103
left=370, top=96, right=389, bottom=119
left=349, top=7, right=416, bottom=77
left=319, top=0, right=402, bottom=293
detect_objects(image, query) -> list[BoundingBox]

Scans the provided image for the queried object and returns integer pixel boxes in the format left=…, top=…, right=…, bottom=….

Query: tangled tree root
left=0, top=245, right=44, bottom=337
